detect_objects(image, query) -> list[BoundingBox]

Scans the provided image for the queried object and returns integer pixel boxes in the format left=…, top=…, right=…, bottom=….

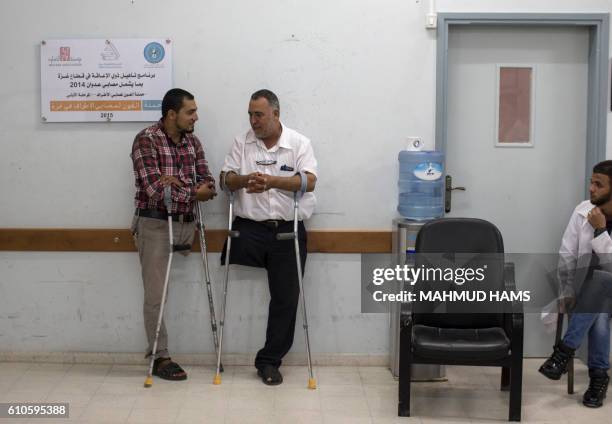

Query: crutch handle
left=163, top=185, right=172, bottom=210
left=276, top=232, right=295, bottom=241
left=173, top=244, right=192, bottom=252
left=228, top=230, right=240, bottom=238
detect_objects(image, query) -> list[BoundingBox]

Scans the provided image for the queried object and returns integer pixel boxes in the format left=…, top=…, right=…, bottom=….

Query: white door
left=446, top=26, right=589, bottom=355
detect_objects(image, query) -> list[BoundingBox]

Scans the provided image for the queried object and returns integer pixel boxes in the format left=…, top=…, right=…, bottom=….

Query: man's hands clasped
left=220, top=170, right=310, bottom=193
left=246, top=172, right=273, bottom=193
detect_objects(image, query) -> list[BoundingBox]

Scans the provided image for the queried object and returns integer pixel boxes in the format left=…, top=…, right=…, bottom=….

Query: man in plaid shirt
left=131, top=88, right=216, bottom=381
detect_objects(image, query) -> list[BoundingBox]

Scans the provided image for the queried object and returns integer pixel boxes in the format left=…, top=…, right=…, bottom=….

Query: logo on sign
left=413, top=162, right=443, bottom=181
left=101, top=41, right=120, bottom=61
left=59, top=47, right=70, bottom=61
left=46, top=43, right=81, bottom=67
left=143, top=42, right=165, bottom=64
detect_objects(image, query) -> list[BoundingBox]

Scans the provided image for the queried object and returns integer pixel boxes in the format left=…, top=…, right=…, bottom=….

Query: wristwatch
left=594, top=228, right=606, bottom=238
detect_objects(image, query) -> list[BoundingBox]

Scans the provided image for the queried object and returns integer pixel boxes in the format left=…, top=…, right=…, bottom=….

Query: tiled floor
left=0, top=359, right=610, bottom=423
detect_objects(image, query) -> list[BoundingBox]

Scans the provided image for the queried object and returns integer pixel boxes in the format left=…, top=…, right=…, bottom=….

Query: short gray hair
left=251, top=89, right=280, bottom=112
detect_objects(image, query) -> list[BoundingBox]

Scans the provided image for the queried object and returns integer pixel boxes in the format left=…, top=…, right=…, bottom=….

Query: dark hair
left=251, top=89, right=280, bottom=111
left=162, top=88, right=194, bottom=118
left=593, top=160, right=612, bottom=180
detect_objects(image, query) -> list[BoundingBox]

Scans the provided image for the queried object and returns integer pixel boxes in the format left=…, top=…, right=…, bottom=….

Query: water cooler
left=389, top=144, right=446, bottom=380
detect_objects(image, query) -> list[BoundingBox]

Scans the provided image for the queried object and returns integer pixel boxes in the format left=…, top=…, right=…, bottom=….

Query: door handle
left=445, top=175, right=466, bottom=213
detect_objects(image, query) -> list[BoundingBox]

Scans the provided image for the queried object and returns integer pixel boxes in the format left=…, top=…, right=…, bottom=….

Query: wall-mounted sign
left=41, top=38, right=173, bottom=122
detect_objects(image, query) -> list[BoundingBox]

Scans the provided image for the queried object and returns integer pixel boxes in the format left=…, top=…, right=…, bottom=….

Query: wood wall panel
left=0, top=229, right=392, bottom=253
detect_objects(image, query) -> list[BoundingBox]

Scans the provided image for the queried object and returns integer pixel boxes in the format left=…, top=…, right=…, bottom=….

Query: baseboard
left=0, top=351, right=388, bottom=367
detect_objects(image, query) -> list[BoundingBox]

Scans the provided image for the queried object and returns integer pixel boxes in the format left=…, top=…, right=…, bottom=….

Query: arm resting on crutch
left=220, top=170, right=316, bottom=193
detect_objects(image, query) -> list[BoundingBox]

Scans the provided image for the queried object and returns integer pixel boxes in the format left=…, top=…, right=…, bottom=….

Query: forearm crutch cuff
left=219, top=172, right=230, bottom=194
left=297, top=171, right=307, bottom=195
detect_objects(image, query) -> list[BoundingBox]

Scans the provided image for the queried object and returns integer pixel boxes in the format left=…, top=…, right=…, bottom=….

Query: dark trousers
left=222, top=216, right=307, bottom=369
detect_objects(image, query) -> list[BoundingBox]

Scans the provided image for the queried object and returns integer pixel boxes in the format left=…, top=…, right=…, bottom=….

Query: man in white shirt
left=539, top=160, right=612, bottom=408
left=220, top=89, right=317, bottom=385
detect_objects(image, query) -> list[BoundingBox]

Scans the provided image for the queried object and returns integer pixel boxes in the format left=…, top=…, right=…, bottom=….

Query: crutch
left=276, top=172, right=317, bottom=390
left=144, top=186, right=192, bottom=388
left=213, top=173, right=239, bottom=385
left=194, top=177, right=223, bottom=373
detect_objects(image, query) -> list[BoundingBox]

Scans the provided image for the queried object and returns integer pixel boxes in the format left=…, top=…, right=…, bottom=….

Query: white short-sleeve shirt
left=221, top=122, right=318, bottom=221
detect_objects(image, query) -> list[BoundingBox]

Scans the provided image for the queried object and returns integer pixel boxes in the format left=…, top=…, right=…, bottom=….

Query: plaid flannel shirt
left=131, top=119, right=214, bottom=214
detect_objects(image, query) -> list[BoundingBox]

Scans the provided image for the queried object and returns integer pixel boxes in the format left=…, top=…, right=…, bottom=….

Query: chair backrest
left=412, top=218, right=505, bottom=328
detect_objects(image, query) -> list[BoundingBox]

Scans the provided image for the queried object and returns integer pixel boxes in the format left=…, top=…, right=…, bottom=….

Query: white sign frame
left=40, top=38, right=173, bottom=122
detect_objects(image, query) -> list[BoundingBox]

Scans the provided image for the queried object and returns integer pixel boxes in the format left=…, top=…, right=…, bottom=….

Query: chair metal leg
left=501, top=367, right=510, bottom=391
left=557, top=312, right=574, bottom=394
left=567, top=358, right=574, bottom=394
left=508, top=361, right=523, bottom=421
left=398, top=321, right=412, bottom=417
left=509, top=311, right=524, bottom=422
left=555, top=312, right=564, bottom=344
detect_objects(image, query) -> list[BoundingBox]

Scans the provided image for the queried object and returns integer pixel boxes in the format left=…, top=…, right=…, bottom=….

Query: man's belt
left=261, top=219, right=288, bottom=229
left=136, top=208, right=195, bottom=223
left=235, top=216, right=291, bottom=229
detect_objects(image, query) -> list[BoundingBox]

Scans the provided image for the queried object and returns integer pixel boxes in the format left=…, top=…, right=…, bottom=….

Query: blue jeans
left=563, top=313, right=611, bottom=370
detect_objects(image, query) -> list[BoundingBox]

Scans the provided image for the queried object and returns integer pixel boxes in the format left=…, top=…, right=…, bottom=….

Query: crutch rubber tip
left=144, top=376, right=153, bottom=388
left=307, top=378, right=317, bottom=390
left=213, top=374, right=222, bottom=385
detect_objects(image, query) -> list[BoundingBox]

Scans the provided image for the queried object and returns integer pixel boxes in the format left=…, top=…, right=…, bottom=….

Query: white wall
left=1, top=0, right=611, bottom=358
left=0, top=252, right=383, bottom=356
left=0, top=0, right=439, bottom=230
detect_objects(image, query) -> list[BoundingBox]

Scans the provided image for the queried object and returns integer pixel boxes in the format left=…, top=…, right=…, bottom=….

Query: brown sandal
left=152, top=357, right=187, bottom=381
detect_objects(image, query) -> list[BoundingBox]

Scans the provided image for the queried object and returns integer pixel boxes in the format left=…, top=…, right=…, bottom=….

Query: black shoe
left=257, top=365, right=283, bottom=386
left=538, top=342, right=575, bottom=380
left=583, top=369, right=609, bottom=408
left=152, top=357, right=187, bottom=381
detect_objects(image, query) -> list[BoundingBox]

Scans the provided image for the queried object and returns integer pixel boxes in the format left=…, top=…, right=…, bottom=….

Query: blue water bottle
left=398, top=145, right=445, bottom=220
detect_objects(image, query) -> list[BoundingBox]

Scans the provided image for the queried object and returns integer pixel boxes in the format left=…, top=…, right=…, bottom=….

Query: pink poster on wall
left=498, top=67, right=532, bottom=144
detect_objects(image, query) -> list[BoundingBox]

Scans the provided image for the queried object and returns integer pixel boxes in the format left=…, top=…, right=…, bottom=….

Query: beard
left=252, top=127, right=265, bottom=139
left=591, top=189, right=612, bottom=206
left=177, top=121, right=195, bottom=134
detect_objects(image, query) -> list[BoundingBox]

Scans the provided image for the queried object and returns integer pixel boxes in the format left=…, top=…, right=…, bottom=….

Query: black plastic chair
left=398, top=218, right=524, bottom=422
